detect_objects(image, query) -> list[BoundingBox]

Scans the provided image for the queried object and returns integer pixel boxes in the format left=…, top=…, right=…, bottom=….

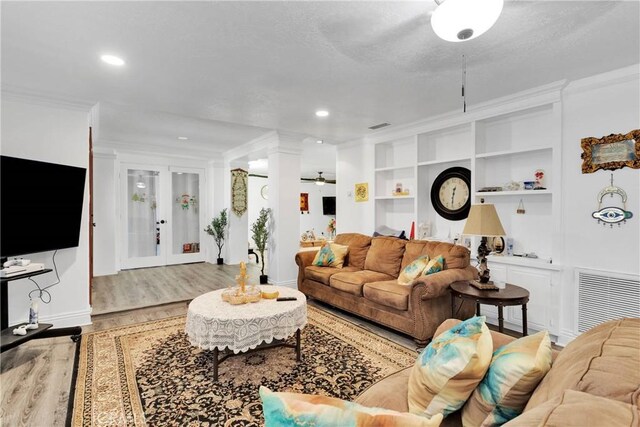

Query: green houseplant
left=205, top=208, right=228, bottom=265
left=251, top=207, right=271, bottom=284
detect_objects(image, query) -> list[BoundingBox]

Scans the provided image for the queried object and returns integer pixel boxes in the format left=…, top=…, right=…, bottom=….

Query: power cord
left=27, top=250, right=60, bottom=303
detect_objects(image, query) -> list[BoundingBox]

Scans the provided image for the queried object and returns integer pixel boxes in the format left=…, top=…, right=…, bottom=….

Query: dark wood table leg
left=522, top=304, right=528, bottom=336
left=498, top=305, right=504, bottom=333
left=476, top=302, right=481, bottom=316
left=451, top=293, right=455, bottom=318
left=213, top=347, right=219, bottom=382
left=295, top=329, right=301, bottom=362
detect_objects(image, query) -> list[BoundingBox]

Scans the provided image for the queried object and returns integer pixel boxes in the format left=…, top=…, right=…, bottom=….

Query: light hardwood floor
left=92, top=261, right=262, bottom=315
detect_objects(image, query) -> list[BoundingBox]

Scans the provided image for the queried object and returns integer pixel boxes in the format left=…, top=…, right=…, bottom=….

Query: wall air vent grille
left=577, top=269, right=640, bottom=333
left=368, top=122, right=391, bottom=130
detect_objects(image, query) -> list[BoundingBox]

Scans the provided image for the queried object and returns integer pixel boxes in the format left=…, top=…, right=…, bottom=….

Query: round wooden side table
left=450, top=281, right=530, bottom=336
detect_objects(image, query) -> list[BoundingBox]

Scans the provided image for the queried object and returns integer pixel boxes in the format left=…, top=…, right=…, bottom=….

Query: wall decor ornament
left=231, top=168, right=248, bottom=217
left=592, top=174, right=633, bottom=227
left=355, top=183, right=369, bottom=202
left=176, top=193, right=197, bottom=210
left=581, top=129, right=640, bottom=173
left=300, top=193, right=309, bottom=213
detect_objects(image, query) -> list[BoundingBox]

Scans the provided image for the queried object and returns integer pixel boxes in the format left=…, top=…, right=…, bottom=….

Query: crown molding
left=564, top=64, right=640, bottom=94
left=95, top=138, right=222, bottom=161
left=1, top=85, right=96, bottom=112
left=223, top=130, right=278, bottom=162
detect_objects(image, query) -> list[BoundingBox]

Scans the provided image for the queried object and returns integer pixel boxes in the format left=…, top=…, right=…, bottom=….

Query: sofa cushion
left=401, top=241, right=427, bottom=270
left=364, top=280, right=412, bottom=311
left=334, top=233, right=372, bottom=270
left=330, top=270, right=395, bottom=296
left=504, top=390, right=639, bottom=427
left=421, top=241, right=471, bottom=270
left=260, top=386, right=444, bottom=427
left=312, top=243, right=349, bottom=268
left=408, top=316, right=493, bottom=418
left=305, top=265, right=359, bottom=285
left=525, top=318, right=640, bottom=411
left=364, top=236, right=407, bottom=277
left=463, top=331, right=552, bottom=426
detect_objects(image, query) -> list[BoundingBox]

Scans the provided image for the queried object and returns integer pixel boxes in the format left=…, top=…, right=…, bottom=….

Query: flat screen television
left=322, top=196, right=336, bottom=216
left=1, top=156, right=87, bottom=258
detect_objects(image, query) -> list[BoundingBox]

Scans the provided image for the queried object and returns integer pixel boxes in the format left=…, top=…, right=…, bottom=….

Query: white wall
left=336, top=142, right=375, bottom=234
left=1, top=98, right=92, bottom=327
left=93, top=153, right=117, bottom=276
left=248, top=175, right=269, bottom=243
left=559, top=68, right=640, bottom=340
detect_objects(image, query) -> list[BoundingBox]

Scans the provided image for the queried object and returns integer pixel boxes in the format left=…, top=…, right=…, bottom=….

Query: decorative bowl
left=261, top=289, right=280, bottom=299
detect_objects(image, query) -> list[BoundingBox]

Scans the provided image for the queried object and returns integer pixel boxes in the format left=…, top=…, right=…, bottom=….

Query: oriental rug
left=70, top=305, right=416, bottom=426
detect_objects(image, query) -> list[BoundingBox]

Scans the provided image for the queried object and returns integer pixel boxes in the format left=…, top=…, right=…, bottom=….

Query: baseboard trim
left=557, top=329, right=578, bottom=347
left=41, top=307, right=93, bottom=328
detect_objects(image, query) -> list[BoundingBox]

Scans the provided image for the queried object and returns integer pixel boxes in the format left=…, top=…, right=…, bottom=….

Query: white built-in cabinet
left=372, top=83, right=565, bottom=337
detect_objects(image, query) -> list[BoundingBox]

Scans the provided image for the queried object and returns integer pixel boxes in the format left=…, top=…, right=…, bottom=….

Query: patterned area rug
left=71, top=305, right=417, bottom=426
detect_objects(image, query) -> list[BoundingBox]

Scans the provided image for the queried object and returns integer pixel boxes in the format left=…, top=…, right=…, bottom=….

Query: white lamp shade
left=431, top=0, right=504, bottom=42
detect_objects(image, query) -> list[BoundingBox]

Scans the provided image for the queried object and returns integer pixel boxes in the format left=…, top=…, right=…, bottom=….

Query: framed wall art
left=581, top=129, right=640, bottom=173
left=355, top=183, right=368, bottom=202
left=300, top=192, right=309, bottom=213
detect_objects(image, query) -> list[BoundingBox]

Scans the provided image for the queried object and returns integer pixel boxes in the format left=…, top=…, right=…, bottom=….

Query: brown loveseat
left=295, top=233, right=478, bottom=344
left=356, top=318, right=640, bottom=426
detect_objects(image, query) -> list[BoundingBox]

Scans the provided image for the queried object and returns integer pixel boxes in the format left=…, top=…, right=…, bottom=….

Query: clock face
left=261, top=185, right=268, bottom=200
left=430, top=167, right=472, bottom=221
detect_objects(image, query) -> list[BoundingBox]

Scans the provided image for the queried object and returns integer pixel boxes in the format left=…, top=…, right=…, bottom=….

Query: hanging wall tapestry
left=581, top=129, right=640, bottom=173
left=231, top=168, right=248, bottom=217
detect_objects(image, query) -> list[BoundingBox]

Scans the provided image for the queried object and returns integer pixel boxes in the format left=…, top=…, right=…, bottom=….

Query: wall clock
left=260, top=185, right=268, bottom=200
left=430, top=167, right=471, bottom=221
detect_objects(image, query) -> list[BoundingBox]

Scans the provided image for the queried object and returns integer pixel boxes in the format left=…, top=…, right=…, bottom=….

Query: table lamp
left=462, top=202, right=506, bottom=288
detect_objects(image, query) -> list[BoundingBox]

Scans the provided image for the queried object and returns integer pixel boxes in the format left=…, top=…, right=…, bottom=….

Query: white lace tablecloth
left=185, top=286, right=307, bottom=353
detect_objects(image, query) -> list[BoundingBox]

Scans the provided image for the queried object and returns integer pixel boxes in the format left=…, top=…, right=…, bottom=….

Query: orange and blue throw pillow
left=312, top=243, right=349, bottom=268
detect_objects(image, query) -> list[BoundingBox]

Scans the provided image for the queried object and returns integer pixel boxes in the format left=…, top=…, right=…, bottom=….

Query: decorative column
left=267, top=132, right=302, bottom=287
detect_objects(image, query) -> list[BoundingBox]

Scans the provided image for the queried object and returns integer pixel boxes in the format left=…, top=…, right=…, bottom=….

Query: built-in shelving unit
left=371, top=84, right=564, bottom=336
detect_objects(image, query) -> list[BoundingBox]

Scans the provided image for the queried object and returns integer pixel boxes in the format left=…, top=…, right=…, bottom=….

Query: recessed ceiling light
left=316, top=140, right=324, bottom=144
left=100, top=54, right=125, bottom=66
left=177, top=136, right=188, bottom=140
left=315, top=110, right=329, bottom=117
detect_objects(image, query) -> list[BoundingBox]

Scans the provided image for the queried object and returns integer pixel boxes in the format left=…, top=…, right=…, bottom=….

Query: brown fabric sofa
left=355, top=317, right=640, bottom=426
left=295, top=233, right=478, bottom=345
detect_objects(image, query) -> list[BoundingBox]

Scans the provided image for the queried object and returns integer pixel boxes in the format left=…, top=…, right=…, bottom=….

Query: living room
left=1, top=1, right=639, bottom=426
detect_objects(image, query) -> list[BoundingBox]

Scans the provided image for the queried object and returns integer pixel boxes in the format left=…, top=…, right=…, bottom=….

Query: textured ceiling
left=2, top=1, right=639, bottom=154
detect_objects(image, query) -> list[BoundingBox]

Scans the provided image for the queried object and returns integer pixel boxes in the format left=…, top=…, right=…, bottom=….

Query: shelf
left=375, top=196, right=415, bottom=200
left=1, top=323, right=53, bottom=352
left=486, top=255, right=562, bottom=271
left=475, top=190, right=552, bottom=197
left=417, top=156, right=471, bottom=166
left=374, top=165, right=415, bottom=173
left=476, top=146, right=553, bottom=159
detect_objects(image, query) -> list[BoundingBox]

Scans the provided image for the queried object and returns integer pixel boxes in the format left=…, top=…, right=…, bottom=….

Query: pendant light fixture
left=431, top=0, right=504, bottom=42
left=136, top=175, right=146, bottom=189
left=315, top=172, right=326, bottom=186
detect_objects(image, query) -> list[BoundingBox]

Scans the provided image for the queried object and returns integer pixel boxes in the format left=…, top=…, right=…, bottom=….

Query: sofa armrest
left=295, top=249, right=320, bottom=288
left=414, top=265, right=478, bottom=300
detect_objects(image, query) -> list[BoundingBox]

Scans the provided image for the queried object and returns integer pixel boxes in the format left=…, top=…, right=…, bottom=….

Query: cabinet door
left=506, top=267, right=552, bottom=333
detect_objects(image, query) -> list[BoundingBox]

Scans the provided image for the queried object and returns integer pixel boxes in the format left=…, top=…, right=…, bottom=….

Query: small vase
left=259, top=275, right=268, bottom=284
left=217, top=258, right=224, bottom=265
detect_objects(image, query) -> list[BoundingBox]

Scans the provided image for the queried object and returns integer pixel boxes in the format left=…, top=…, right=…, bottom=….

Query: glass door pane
left=171, top=172, right=200, bottom=255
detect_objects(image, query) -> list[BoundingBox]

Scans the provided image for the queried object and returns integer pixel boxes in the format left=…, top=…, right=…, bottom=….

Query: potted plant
left=251, top=207, right=271, bottom=284
left=205, top=208, right=228, bottom=265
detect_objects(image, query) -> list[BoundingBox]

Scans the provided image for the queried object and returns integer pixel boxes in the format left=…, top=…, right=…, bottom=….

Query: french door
left=120, top=164, right=205, bottom=269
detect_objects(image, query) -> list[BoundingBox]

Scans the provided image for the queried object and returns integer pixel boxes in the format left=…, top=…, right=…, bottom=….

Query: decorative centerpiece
left=222, top=262, right=261, bottom=304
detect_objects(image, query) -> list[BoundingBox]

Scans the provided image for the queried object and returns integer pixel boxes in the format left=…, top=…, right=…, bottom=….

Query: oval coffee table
left=185, top=285, right=307, bottom=381
left=450, top=281, right=530, bottom=336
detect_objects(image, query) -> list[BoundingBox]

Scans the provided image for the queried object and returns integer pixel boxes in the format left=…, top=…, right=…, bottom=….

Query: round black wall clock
left=430, top=167, right=471, bottom=221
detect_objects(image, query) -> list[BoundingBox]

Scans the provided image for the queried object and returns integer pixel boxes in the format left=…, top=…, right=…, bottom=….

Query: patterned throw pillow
left=398, top=255, right=430, bottom=285
left=422, top=255, right=445, bottom=276
left=408, top=316, right=493, bottom=419
left=463, top=331, right=552, bottom=426
left=312, top=243, right=349, bottom=268
left=260, top=387, right=444, bottom=427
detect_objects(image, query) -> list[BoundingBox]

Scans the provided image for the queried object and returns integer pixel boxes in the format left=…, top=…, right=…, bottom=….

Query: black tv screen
left=1, top=156, right=86, bottom=257
left=322, top=196, right=336, bottom=215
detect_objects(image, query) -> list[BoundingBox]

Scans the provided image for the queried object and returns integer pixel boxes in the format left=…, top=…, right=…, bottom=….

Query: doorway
left=120, top=164, right=205, bottom=269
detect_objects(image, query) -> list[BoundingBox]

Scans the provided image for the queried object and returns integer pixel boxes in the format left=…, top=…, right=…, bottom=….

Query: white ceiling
left=2, top=1, right=639, bottom=158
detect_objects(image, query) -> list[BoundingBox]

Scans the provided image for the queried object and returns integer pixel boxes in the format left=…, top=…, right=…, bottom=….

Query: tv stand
left=0, top=268, right=81, bottom=353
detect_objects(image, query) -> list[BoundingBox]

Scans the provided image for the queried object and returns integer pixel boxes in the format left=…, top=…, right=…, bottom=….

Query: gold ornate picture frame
left=581, top=129, right=640, bottom=173
left=355, top=183, right=368, bottom=202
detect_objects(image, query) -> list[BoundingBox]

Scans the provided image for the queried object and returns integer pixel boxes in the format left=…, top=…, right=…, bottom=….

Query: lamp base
left=470, top=280, right=499, bottom=291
